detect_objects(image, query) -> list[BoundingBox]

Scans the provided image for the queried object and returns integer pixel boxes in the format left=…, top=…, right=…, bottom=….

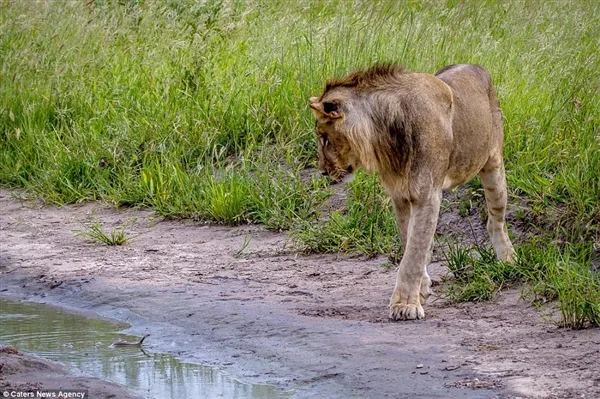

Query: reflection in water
left=0, top=299, right=289, bottom=399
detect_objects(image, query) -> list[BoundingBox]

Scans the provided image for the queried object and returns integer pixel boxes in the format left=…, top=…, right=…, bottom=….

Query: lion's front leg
left=389, top=191, right=441, bottom=321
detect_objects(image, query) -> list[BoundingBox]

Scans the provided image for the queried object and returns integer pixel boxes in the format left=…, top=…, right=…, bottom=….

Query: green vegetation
left=440, top=239, right=600, bottom=328
left=75, top=222, right=130, bottom=246
left=294, top=172, right=399, bottom=257
left=442, top=241, right=518, bottom=303
left=1, top=0, right=598, bottom=327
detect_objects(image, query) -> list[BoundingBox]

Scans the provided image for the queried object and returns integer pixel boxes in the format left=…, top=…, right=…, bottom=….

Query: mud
left=0, top=346, right=141, bottom=399
left=1, top=189, right=598, bottom=398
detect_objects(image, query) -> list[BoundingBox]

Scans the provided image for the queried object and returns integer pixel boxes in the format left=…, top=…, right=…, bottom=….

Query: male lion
left=309, top=64, right=516, bottom=321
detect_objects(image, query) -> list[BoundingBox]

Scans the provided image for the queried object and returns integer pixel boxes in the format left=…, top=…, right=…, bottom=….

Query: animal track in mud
left=297, top=305, right=385, bottom=323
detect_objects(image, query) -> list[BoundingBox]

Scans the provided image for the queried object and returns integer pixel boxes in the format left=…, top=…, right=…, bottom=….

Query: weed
left=74, top=222, right=130, bottom=246
left=517, top=240, right=600, bottom=328
left=234, top=235, right=252, bottom=258
left=441, top=241, right=520, bottom=303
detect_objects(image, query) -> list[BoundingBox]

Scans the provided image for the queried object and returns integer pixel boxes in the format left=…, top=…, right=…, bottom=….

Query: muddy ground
left=0, top=346, right=141, bottom=398
left=0, top=189, right=598, bottom=399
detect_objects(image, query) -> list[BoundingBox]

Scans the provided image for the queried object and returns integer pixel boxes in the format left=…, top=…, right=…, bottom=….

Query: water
left=0, top=298, right=289, bottom=399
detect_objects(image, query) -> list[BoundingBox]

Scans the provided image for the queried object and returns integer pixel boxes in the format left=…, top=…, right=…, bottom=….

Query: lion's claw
left=389, top=303, right=425, bottom=321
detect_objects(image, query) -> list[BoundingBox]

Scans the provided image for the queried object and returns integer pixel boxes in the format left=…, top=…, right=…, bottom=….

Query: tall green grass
left=1, top=0, right=598, bottom=326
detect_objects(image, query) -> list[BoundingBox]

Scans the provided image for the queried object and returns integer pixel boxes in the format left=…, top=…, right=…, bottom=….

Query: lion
left=309, top=63, right=516, bottom=321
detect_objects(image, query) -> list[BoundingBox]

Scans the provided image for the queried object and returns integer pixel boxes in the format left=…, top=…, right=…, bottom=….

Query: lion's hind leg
left=479, top=156, right=516, bottom=263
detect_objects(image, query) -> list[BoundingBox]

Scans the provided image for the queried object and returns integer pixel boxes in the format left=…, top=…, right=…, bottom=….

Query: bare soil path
left=0, top=189, right=598, bottom=398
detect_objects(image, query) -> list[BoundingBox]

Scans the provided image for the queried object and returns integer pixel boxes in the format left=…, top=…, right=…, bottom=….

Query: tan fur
left=310, top=63, right=516, bottom=320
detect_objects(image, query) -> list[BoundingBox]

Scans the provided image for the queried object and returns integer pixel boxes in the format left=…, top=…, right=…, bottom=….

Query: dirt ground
left=0, top=189, right=598, bottom=399
left=0, top=346, right=141, bottom=398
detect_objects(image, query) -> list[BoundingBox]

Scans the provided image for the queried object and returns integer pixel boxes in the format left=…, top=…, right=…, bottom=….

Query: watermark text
left=2, top=390, right=87, bottom=399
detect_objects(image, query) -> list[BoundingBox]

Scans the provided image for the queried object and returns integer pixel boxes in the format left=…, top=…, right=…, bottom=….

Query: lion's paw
left=389, top=302, right=425, bottom=321
left=501, top=247, right=517, bottom=264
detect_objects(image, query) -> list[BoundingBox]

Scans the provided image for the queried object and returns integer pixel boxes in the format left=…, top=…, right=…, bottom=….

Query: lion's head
left=309, top=94, right=358, bottom=182
left=309, top=64, right=417, bottom=183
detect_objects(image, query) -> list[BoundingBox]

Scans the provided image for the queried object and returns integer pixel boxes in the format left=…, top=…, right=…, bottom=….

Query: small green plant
left=548, top=260, right=600, bottom=329
left=442, top=241, right=520, bottom=302
left=234, top=235, right=252, bottom=258
left=517, top=241, right=600, bottom=329
left=75, top=222, right=129, bottom=246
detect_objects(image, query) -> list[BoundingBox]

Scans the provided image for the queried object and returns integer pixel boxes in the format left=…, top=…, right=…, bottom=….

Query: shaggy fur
left=310, top=63, right=516, bottom=321
left=325, top=63, right=408, bottom=91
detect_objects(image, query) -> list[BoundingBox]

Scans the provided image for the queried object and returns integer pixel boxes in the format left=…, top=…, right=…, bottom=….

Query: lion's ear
left=309, top=97, right=324, bottom=114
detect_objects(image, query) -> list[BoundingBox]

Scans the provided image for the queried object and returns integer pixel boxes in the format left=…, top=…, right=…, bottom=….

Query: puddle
left=0, top=298, right=290, bottom=399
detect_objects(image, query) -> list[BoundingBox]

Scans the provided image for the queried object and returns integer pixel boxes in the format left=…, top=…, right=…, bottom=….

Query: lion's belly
left=442, top=125, right=493, bottom=190
left=442, top=169, right=480, bottom=190
left=442, top=144, right=491, bottom=190
left=442, top=175, right=462, bottom=190
left=441, top=92, right=495, bottom=189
